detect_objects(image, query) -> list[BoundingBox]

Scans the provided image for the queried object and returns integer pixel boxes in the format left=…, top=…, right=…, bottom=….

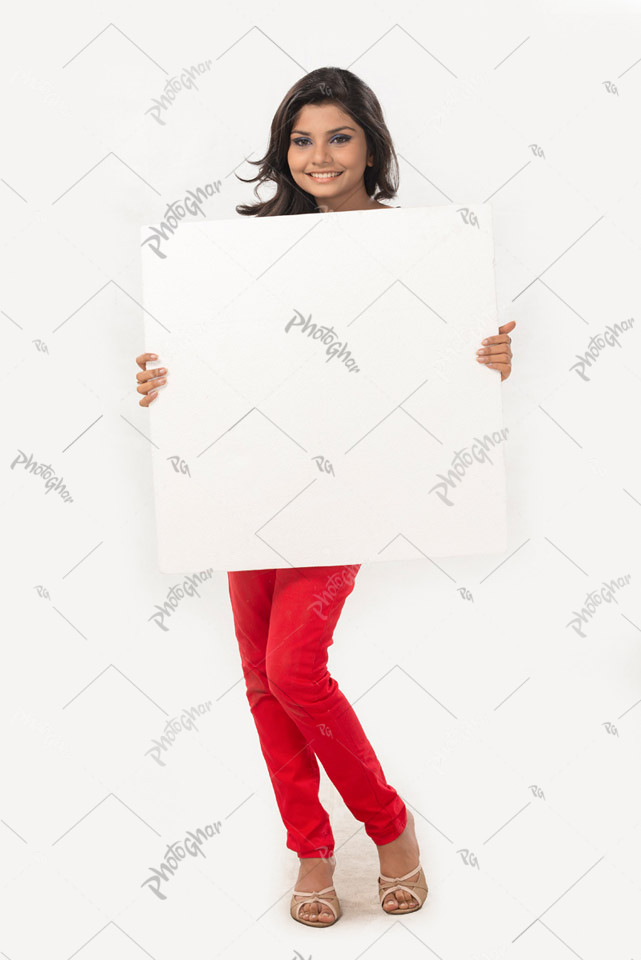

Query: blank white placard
left=140, top=204, right=508, bottom=572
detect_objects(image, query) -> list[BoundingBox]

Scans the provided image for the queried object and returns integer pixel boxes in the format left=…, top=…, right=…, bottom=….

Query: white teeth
left=309, top=172, right=341, bottom=178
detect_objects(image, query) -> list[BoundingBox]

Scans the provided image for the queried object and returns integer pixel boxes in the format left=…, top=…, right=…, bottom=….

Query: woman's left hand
left=476, top=320, right=516, bottom=381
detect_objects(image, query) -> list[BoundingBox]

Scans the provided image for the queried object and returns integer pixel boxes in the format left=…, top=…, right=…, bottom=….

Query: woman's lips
left=306, top=172, right=343, bottom=182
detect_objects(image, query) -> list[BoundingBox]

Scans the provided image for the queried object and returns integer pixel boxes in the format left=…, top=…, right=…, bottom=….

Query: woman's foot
left=376, top=808, right=422, bottom=912
left=293, top=855, right=337, bottom=924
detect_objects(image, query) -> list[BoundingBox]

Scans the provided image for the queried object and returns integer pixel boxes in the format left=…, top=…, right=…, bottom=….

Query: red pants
left=227, top=563, right=407, bottom=858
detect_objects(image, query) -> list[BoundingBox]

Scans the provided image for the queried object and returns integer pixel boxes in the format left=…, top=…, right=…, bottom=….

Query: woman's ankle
left=295, top=856, right=336, bottom=889
left=377, top=811, right=419, bottom=864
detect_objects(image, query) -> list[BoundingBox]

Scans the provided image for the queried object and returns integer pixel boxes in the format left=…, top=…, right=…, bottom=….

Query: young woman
left=136, top=66, right=514, bottom=928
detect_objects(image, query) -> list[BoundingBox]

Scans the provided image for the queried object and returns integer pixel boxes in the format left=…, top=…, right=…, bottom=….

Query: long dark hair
left=235, top=67, right=399, bottom=217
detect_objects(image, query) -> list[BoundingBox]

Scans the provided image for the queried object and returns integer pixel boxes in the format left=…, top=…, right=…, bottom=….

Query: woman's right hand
left=136, top=352, right=167, bottom=406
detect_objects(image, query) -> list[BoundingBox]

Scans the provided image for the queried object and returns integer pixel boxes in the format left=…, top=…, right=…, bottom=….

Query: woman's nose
left=311, top=149, right=333, bottom=165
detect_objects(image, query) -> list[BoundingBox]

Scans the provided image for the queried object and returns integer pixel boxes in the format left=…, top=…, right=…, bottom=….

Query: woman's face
left=287, top=101, right=377, bottom=212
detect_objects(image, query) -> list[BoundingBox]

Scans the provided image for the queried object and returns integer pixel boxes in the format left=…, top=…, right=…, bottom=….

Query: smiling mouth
left=306, top=171, right=343, bottom=181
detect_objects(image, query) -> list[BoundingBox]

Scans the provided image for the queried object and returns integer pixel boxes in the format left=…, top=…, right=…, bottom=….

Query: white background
left=2, top=1, right=641, bottom=958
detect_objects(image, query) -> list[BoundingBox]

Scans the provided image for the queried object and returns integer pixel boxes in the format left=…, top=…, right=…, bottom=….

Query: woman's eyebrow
left=290, top=125, right=357, bottom=135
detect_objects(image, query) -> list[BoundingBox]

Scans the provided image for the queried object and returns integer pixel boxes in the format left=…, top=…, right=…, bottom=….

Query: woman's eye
left=292, top=135, right=351, bottom=146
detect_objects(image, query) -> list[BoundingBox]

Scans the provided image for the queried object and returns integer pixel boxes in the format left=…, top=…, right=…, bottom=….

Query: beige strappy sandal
left=378, top=862, right=428, bottom=914
left=290, top=884, right=342, bottom=926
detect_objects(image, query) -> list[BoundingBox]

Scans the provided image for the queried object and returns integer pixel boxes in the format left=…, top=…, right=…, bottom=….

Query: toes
left=298, top=898, right=333, bottom=922
left=383, top=890, right=417, bottom=911
left=399, top=891, right=417, bottom=909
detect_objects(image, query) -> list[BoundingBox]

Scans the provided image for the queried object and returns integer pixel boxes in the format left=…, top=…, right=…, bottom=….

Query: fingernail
left=151, top=354, right=158, bottom=359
